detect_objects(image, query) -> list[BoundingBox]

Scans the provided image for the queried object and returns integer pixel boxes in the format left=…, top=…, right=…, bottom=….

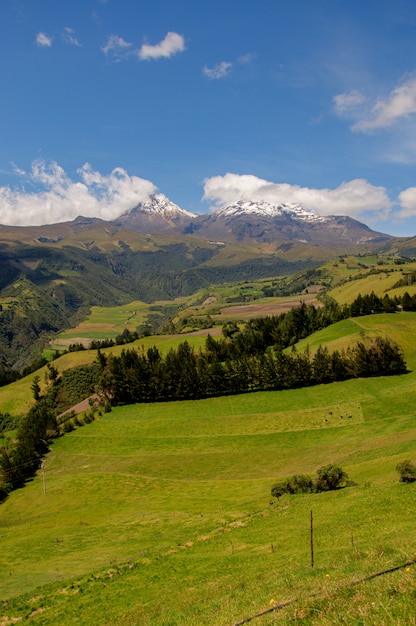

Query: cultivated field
left=1, top=313, right=416, bottom=624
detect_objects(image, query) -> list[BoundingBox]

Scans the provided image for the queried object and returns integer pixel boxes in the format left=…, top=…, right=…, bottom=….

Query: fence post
left=310, top=510, right=314, bottom=568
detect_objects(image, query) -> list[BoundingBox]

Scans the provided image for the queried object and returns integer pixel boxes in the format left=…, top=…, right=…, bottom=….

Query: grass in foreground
left=1, top=313, right=416, bottom=624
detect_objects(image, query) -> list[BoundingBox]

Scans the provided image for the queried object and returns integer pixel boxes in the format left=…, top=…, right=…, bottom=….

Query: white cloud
left=203, top=173, right=392, bottom=220
left=0, top=161, right=157, bottom=226
left=101, top=34, right=132, bottom=59
left=333, top=90, right=366, bottom=114
left=203, top=61, right=233, bottom=80
left=138, top=32, right=185, bottom=60
left=62, top=27, right=81, bottom=47
left=352, top=77, right=416, bottom=132
left=36, top=32, right=53, bottom=47
left=398, top=186, right=416, bottom=218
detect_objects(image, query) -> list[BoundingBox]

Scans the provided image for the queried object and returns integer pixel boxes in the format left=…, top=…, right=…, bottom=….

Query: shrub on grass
left=84, top=412, right=94, bottom=424
left=62, top=420, right=74, bottom=433
left=314, top=463, right=348, bottom=492
left=396, top=460, right=416, bottom=483
left=271, top=474, right=314, bottom=498
left=271, top=464, right=348, bottom=498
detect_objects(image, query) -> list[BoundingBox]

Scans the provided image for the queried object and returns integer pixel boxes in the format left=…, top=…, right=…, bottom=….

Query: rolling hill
left=1, top=312, right=416, bottom=624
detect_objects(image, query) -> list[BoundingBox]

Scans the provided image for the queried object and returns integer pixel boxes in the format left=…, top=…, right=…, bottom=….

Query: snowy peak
left=214, top=199, right=326, bottom=223
left=123, top=193, right=197, bottom=219
left=113, top=193, right=196, bottom=233
left=185, top=197, right=392, bottom=245
left=111, top=192, right=391, bottom=245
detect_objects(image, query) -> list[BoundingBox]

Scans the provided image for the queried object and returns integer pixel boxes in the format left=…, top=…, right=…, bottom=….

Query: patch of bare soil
left=220, top=294, right=320, bottom=318
left=58, top=394, right=99, bottom=419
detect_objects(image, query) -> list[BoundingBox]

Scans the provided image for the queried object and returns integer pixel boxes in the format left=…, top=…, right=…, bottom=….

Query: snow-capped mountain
left=183, top=199, right=392, bottom=246
left=212, top=200, right=327, bottom=222
left=112, top=193, right=197, bottom=232
left=79, top=192, right=394, bottom=246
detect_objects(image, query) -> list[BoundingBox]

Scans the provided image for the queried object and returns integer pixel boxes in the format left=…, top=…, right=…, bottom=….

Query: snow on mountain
left=122, top=193, right=197, bottom=219
left=110, top=192, right=392, bottom=245
left=184, top=197, right=392, bottom=245
left=213, top=199, right=327, bottom=223
left=112, top=193, right=197, bottom=233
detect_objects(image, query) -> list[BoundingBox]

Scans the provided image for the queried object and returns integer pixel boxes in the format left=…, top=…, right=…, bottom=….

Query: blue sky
left=2, top=0, right=416, bottom=236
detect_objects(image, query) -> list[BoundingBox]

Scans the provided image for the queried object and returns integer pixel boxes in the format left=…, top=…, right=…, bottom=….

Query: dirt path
left=58, top=394, right=99, bottom=419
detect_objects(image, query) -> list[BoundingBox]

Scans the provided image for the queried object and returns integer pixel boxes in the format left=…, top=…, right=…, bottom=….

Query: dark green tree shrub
left=271, top=464, right=349, bottom=499
left=314, top=463, right=348, bottom=492
left=396, top=460, right=416, bottom=483
left=271, top=481, right=288, bottom=499
left=271, top=474, right=314, bottom=498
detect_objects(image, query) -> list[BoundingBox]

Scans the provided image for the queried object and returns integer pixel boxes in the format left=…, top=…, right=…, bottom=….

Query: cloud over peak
left=203, top=173, right=392, bottom=221
left=0, top=161, right=156, bottom=226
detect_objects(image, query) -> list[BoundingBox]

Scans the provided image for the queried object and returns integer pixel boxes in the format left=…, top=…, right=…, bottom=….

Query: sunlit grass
left=1, top=313, right=416, bottom=623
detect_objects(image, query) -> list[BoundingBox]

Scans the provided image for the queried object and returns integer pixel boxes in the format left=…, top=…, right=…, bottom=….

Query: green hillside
left=1, top=313, right=416, bottom=624
left=0, top=229, right=319, bottom=370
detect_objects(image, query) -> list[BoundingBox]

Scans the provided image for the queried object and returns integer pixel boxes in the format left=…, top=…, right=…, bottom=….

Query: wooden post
left=310, top=510, right=314, bottom=568
left=41, top=460, right=46, bottom=495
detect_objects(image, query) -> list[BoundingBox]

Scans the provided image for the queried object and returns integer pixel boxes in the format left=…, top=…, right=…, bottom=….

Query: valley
left=1, top=205, right=416, bottom=623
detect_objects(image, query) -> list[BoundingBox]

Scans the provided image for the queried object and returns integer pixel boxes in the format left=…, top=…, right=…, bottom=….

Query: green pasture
left=51, top=300, right=163, bottom=348
left=1, top=314, right=416, bottom=623
left=328, top=265, right=416, bottom=305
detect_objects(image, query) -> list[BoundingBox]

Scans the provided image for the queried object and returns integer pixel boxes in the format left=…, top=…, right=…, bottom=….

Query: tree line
left=0, top=288, right=414, bottom=389
left=98, top=332, right=406, bottom=406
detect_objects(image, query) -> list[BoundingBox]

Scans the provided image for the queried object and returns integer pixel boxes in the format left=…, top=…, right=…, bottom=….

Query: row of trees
left=0, top=362, right=101, bottom=500
left=0, top=396, right=58, bottom=499
left=0, top=288, right=413, bottom=389
left=98, top=334, right=407, bottom=406
left=219, top=291, right=415, bottom=358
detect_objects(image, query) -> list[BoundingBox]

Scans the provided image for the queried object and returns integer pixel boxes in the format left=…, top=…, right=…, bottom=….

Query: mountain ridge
left=0, top=192, right=396, bottom=245
left=105, top=193, right=392, bottom=246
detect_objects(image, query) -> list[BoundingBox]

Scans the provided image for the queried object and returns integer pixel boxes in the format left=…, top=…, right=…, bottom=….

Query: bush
left=396, top=460, right=416, bottom=483
left=271, top=474, right=314, bottom=498
left=84, top=412, right=94, bottom=424
left=271, top=481, right=287, bottom=499
left=287, top=474, right=314, bottom=494
left=271, top=464, right=349, bottom=499
left=314, top=463, right=348, bottom=492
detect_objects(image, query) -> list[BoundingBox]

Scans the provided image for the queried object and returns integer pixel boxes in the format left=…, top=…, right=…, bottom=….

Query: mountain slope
left=112, top=193, right=197, bottom=232
left=183, top=200, right=393, bottom=245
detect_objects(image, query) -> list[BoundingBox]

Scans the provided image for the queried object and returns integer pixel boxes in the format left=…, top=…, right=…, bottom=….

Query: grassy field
left=326, top=260, right=416, bottom=305
left=50, top=300, right=177, bottom=349
left=1, top=313, right=416, bottom=624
